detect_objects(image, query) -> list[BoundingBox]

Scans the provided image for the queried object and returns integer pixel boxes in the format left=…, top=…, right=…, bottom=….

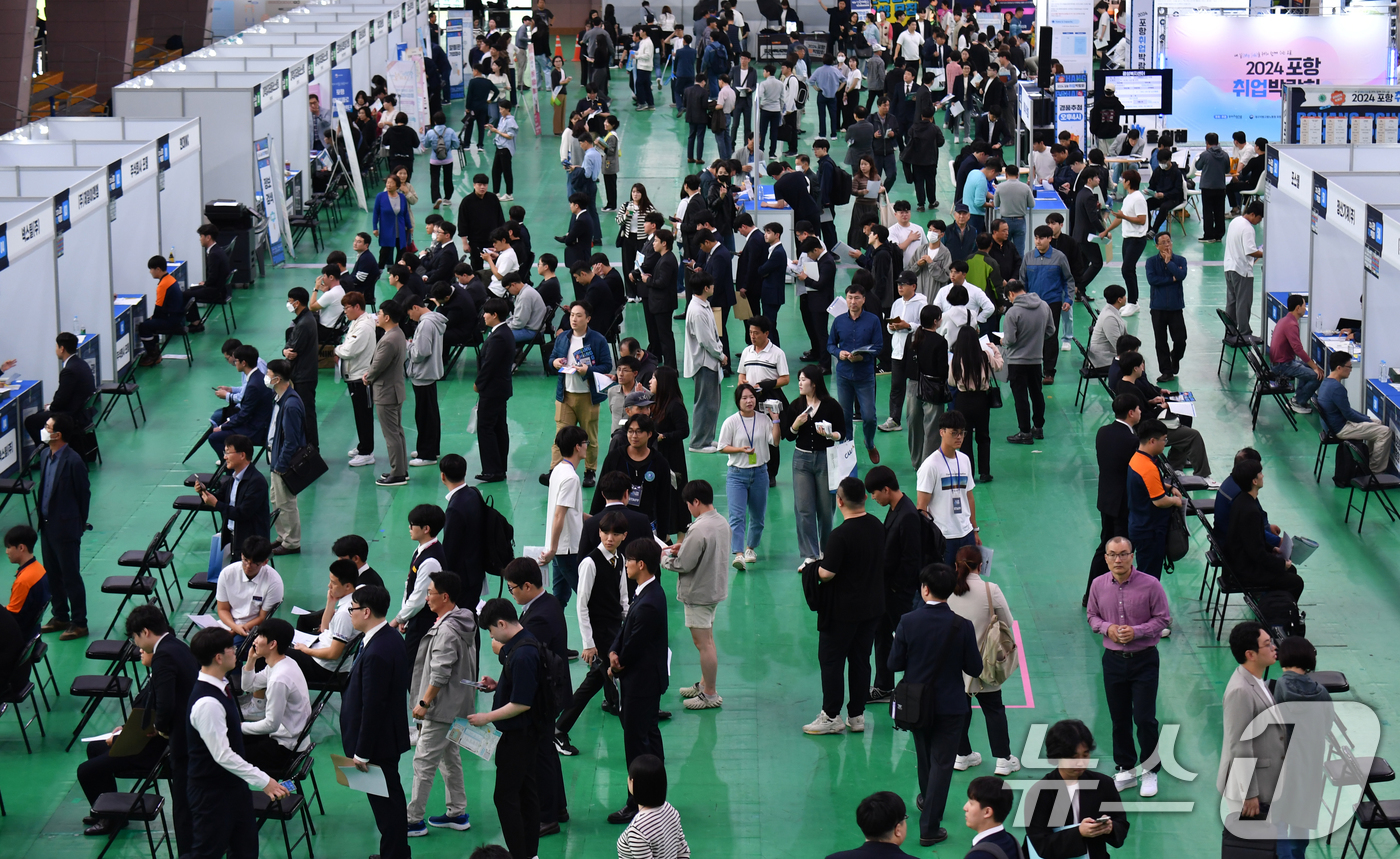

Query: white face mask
left=39, top=428, right=51, bottom=444
left=286, top=301, right=296, bottom=313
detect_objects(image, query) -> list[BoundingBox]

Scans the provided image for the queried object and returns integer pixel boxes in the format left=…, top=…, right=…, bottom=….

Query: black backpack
left=917, top=510, right=947, bottom=570
left=501, top=638, right=568, bottom=728
left=828, top=163, right=852, bottom=206
left=477, top=491, right=515, bottom=577
left=1255, top=590, right=1306, bottom=640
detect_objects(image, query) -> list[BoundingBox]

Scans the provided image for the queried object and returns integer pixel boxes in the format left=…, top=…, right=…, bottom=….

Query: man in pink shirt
left=1267, top=294, right=1324, bottom=414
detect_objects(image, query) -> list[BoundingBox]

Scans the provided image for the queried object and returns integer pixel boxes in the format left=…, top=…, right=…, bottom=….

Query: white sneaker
left=411, top=450, right=418, bottom=458
left=732, top=552, right=747, bottom=571
left=1140, top=771, right=1158, bottom=797
left=1061, top=341, right=1072, bottom=351
left=847, top=714, right=865, bottom=732
left=679, top=682, right=704, bottom=699
left=349, top=454, right=376, bottom=467
left=742, top=548, right=757, bottom=565
left=409, top=457, right=438, bottom=467
left=803, top=711, right=847, bottom=734
left=348, top=445, right=360, bottom=457
left=1114, top=769, right=1139, bottom=791
left=1121, top=303, right=1140, bottom=317
left=994, top=755, right=1022, bottom=775
left=954, top=752, right=983, bottom=771
left=499, top=193, right=514, bottom=201
left=877, top=418, right=902, bottom=432
left=683, top=691, right=722, bottom=709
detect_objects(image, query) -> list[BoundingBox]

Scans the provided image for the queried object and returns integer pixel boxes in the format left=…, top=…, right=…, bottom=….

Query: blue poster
left=331, top=67, right=354, bottom=119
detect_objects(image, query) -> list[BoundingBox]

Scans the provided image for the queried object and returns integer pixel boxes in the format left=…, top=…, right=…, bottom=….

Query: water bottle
left=1382, top=360, right=1389, bottom=383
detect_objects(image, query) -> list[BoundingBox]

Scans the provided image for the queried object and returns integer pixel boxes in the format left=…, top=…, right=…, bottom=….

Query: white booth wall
left=1310, top=173, right=1400, bottom=339
left=1366, top=206, right=1400, bottom=379
left=0, top=198, right=62, bottom=396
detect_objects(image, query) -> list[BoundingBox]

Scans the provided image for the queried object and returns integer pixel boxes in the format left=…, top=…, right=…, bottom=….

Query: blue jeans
left=943, top=531, right=976, bottom=566
left=1061, top=306, right=1074, bottom=344
left=792, top=448, right=833, bottom=561
left=817, top=93, right=839, bottom=137
left=1004, top=216, right=1027, bottom=257
left=534, top=56, right=552, bottom=90
left=673, top=76, right=693, bottom=109
left=715, top=124, right=734, bottom=160
left=836, top=373, right=878, bottom=450
left=512, top=328, right=536, bottom=344
left=552, top=552, right=580, bottom=607
left=875, top=152, right=897, bottom=191
left=726, top=465, right=770, bottom=553
left=1274, top=357, right=1323, bottom=407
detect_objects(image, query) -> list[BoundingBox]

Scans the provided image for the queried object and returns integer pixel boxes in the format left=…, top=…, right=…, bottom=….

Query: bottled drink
left=168, top=246, right=176, bottom=262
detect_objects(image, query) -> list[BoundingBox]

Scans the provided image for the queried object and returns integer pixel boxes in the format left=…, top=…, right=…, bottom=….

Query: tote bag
left=826, top=440, right=857, bottom=491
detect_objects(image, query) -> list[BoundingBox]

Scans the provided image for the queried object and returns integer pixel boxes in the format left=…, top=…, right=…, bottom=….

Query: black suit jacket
left=826, top=841, right=915, bottom=859
left=341, top=624, right=411, bottom=761
left=887, top=601, right=981, bottom=715
left=476, top=324, right=514, bottom=401
left=205, top=242, right=231, bottom=294
left=36, top=443, right=90, bottom=541
left=1095, top=420, right=1139, bottom=520
left=442, top=485, right=486, bottom=604
left=965, top=829, right=1021, bottom=859
left=223, top=368, right=274, bottom=439
left=610, top=578, right=669, bottom=697
left=1024, top=770, right=1129, bottom=859
left=147, top=635, right=199, bottom=759
left=579, top=502, right=656, bottom=561
left=423, top=241, right=459, bottom=287
left=521, top=592, right=569, bottom=658
left=213, top=464, right=271, bottom=560
left=51, top=355, right=97, bottom=422
left=645, top=252, right=680, bottom=314
left=882, top=495, right=924, bottom=597
left=583, top=280, right=619, bottom=336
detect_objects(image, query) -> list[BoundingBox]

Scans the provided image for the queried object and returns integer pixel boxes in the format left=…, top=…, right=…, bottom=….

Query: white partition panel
left=0, top=199, right=61, bottom=395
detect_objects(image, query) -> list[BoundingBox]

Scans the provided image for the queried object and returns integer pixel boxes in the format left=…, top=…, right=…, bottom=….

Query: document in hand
left=827, top=296, right=849, bottom=317
left=447, top=717, right=501, bottom=761
left=331, top=753, right=390, bottom=797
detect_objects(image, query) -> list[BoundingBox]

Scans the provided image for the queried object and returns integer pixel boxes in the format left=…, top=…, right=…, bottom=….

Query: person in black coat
left=421, top=222, right=460, bottom=288
left=25, top=332, right=96, bottom=445
left=186, top=224, right=232, bottom=325
left=506, top=559, right=571, bottom=831
left=340, top=585, right=412, bottom=859
left=888, top=563, right=983, bottom=847
left=431, top=281, right=479, bottom=347
left=283, top=288, right=321, bottom=448
left=439, top=454, right=487, bottom=603
left=1084, top=394, right=1142, bottom=601
left=1223, top=459, right=1304, bottom=601
left=824, top=790, right=915, bottom=859
left=197, top=433, right=270, bottom=562
left=607, top=539, right=670, bottom=824
left=345, top=235, right=382, bottom=306
left=698, top=231, right=735, bottom=359
left=36, top=413, right=91, bottom=638
left=560, top=195, right=595, bottom=269
left=209, top=345, right=273, bottom=456
left=864, top=467, right=923, bottom=700
left=579, top=471, right=658, bottom=560
left=769, top=161, right=823, bottom=229
left=476, top=298, right=516, bottom=482
left=579, top=270, right=620, bottom=339
left=642, top=231, right=680, bottom=368
left=1024, top=720, right=1129, bottom=859
left=79, top=605, right=199, bottom=844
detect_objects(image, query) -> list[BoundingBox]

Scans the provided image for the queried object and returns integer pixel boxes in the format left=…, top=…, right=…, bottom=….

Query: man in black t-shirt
left=805, top=477, right=886, bottom=736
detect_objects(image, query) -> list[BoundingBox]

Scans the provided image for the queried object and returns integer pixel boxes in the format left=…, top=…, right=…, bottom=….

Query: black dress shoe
left=919, top=828, right=948, bottom=846
left=582, top=470, right=596, bottom=488
left=539, top=821, right=561, bottom=836
left=1006, top=432, right=1034, bottom=445
left=538, top=473, right=551, bottom=486
left=601, top=700, right=621, bottom=716
left=608, top=806, right=639, bottom=824
left=84, top=819, right=122, bottom=836
left=476, top=473, right=507, bottom=483
left=658, top=710, right=672, bottom=721
left=977, top=474, right=994, bottom=483
left=559, top=808, right=570, bottom=822
left=1031, top=427, right=1044, bottom=440
left=566, top=648, right=580, bottom=659
left=800, top=350, right=816, bottom=361
left=83, top=815, right=99, bottom=826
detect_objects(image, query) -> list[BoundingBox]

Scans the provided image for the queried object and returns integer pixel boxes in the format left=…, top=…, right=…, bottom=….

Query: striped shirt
left=617, top=802, right=690, bottom=859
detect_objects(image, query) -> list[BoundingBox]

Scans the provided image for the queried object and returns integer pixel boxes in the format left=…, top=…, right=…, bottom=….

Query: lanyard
left=740, top=413, right=757, bottom=449
left=939, top=449, right=961, bottom=487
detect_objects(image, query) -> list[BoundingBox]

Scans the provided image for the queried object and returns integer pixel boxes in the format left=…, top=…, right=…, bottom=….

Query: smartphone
left=989, top=332, right=1003, bottom=345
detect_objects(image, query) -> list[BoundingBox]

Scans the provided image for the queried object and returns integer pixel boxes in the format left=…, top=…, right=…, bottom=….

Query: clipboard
left=109, top=707, right=154, bottom=758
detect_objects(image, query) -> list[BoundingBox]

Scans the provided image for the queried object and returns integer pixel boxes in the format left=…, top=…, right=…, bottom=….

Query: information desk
left=1265, top=291, right=1308, bottom=343
left=114, top=294, right=148, bottom=379
left=738, top=183, right=795, bottom=258
left=1363, top=379, right=1400, bottom=474
left=1029, top=190, right=1067, bottom=250
left=0, top=379, right=43, bottom=473
left=1312, top=332, right=1363, bottom=403
left=77, top=333, right=100, bottom=388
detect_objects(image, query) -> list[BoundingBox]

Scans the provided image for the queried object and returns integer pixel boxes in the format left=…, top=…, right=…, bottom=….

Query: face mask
left=39, top=429, right=51, bottom=444
left=286, top=302, right=296, bottom=313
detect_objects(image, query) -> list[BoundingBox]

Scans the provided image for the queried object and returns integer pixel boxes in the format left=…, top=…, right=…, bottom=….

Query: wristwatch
left=418, top=700, right=429, bottom=709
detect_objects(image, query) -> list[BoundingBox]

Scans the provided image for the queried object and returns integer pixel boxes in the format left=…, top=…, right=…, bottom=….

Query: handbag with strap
left=988, top=376, right=1004, bottom=409
left=977, top=581, right=1018, bottom=688
left=279, top=445, right=329, bottom=496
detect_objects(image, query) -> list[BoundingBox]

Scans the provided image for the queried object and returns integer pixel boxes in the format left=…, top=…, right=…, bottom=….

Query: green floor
left=4, top=63, right=1399, bottom=859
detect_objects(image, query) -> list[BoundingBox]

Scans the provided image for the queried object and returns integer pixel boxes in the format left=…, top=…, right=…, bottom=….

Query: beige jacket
left=945, top=573, right=1014, bottom=693
left=1217, top=664, right=1288, bottom=807
left=365, top=324, right=407, bottom=406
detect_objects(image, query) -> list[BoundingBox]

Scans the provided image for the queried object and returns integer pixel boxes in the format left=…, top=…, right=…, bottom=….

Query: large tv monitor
left=1094, top=69, right=1173, bottom=114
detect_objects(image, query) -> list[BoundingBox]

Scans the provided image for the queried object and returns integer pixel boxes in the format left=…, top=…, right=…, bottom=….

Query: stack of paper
left=187, top=614, right=231, bottom=631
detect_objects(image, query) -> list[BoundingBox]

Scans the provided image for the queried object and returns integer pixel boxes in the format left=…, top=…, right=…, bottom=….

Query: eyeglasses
left=1105, top=551, right=1134, bottom=559
left=506, top=582, right=520, bottom=592
left=348, top=605, right=368, bottom=613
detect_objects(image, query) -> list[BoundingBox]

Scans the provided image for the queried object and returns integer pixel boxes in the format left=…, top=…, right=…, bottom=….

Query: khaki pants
left=407, top=718, right=466, bottom=822
left=270, top=472, right=300, bottom=550
left=1338, top=420, right=1394, bottom=474
left=551, top=391, right=600, bottom=471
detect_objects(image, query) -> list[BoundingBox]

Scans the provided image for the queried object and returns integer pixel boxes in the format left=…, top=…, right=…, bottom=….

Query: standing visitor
left=829, top=283, right=884, bottom=464
left=949, top=326, right=1000, bottom=483
left=718, top=384, right=779, bottom=570
left=607, top=540, right=670, bottom=825
left=662, top=480, right=729, bottom=710
left=906, top=304, right=948, bottom=469
left=1144, top=232, right=1187, bottom=382
left=364, top=302, right=409, bottom=487
left=1223, top=202, right=1265, bottom=340
left=405, top=301, right=445, bottom=467
left=947, top=546, right=1019, bottom=775
left=486, top=101, right=518, bottom=201
left=421, top=113, right=460, bottom=210
left=1195, top=132, right=1231, bottom=243
left=35, top=413, right=91, bottom=640
left=262, top=362, right=304, bottom=557
left=1103, top=169, right=1149, bottom=311
left=683, top=273, right=726, bottom=452
left=545, top=301, right=612, bottom=488
left=373, top=175, right=413, bottom=268
left=1126, top=419, right=1184, bottom=579
left=781, top=366, right=846, bottom=563
left=1000, top=281, right=1053, bottom=444
left=541, top=427, right=589, bottom=607
left=863, top=466, right=923, bottom=705
left=915, top=410, right=981, bottom=564
left=880, top=273, right=928, bottom=435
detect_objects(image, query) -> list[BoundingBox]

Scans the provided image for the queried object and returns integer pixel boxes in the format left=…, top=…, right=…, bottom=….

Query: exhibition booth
left=0, top=197, right=61, bottom=397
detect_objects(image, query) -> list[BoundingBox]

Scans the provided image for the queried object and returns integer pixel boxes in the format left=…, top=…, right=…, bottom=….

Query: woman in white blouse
left=945, top=544, right=1019, bottom=776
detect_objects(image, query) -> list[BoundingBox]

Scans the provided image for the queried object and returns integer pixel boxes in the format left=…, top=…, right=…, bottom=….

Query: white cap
left=1104, top=82, right=1116, bottom=92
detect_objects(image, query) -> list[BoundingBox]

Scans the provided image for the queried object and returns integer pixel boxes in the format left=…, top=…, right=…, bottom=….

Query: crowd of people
left=6, top=3, right=1400, bottom=859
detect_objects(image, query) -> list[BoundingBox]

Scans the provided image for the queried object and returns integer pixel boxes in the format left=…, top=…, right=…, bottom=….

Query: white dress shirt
left=576, top=546, right=631, bottom=651
left=395, top=540, right=440, bottom=625
left=190, top=672, right=273, bottom=788
left=241, top=656, right=313, bottom=750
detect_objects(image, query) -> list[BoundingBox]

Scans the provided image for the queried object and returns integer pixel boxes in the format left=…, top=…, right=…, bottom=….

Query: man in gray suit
left=1218, top=621, right=1285, bottom=822
left=364, top=300, right=409, bottom=487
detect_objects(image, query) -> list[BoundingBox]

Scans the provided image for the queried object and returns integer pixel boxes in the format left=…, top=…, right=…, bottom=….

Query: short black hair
left=1230, top=458, right=1263, bottom=490
left=863, top=466, right=898, bottom=493
left=1229, top=621, right=1268, bottom=664
left=379, top=299, right=406, bottom=324
left=288, top=286, right=309, bottom=305
left=125, top=604, right=172, bottom=638
left=1103, top=284, right=1126, bottom=304
left=966, top=776, right=1013, bottom=824
left=1111, top=393, right=1141, bottom=419
left=598, top=470, right=631, bottom=501
left=232, top=344, right=259, bottom=366
left=597, top=510, right=629, bottom=535
left=555, top=425, right=589, bottom=457
left=836, top=476, right=865, bottom=507
left=505, top=557, right=544, bottom=589
left=197, top=223, right=220, bottom=239
left=1136, top=418, right=1168, bottom=442
left=223, top=433, right=254, bottom=459
left=920, top=562, right=957, bottom=599
left=1120, top=352, right=1145, bottom=375
left=55, top=332, right=79, bottom=354
left=333, top=534, right=369, bottom=561
left=328, top=558, right=359, bottom=588
left=629, top=754, right=668, bottom=806
left=681, top=479, right=713, bottom=506
left=429, top=570, right=463, bottom=606
left=241, top=535, right=273, bottom=564
left=440, top=454, right=468, bottom=483
left=855, top=791, right=907, bottom=839
left=4, top=524, right=37, bottom=552
left=354, top=585, right=392, bottom=619
left=190, top=626, right=235, bottom=665
left=1329, top=351, right=1352, bottom=371
left=408, top=504, right=445, bottom=536
left=625, top=537, right=661, bottom=576
left=479, top=597, right=518, bottom=628
left=938, top=409, right=967, bottom=432
left=257, top=618, right=295, bottom=656
left=1277, top=636, right=1317, bottom=672
left=1286, top=294, right=1307, bottom=312
left=1044, top=719, right=1096, bottom=759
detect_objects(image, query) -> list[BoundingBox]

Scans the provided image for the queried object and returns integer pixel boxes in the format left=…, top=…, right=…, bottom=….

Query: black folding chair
left=171, top=463, right=226, bottom=552
left=89, top=747, right=173, bottom=859
left=115, top=512, right=183, bottom=610
left=67, top=640, right=137, bottom=751
left=1216, top=308, right=1250, bottom=381
left=1343, top=441, right=1400, bottom=534
left=0, top=473, right=36, bottom=526
left=1, top=636, right=46, bottom=752
left=1072, top=337, right=1111, bottom=413
left=197, top=282, right=238, bottom=334
left=307, top=632, right=362, bottom=711
left=97, top=361, right=146, bottom=429
left=1244, top=347, right=1299, bottom=431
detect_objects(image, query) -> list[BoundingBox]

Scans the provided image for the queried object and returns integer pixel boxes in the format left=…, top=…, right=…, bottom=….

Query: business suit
left=366, top=325, right=408, bottom=481
left=610, top=578, right=669, bottom=810
left=1086, top=419, right=1140, bottom=598
left=209, top=369, right=274, bottom=456
left=37, top=442, right=90, bottom=627
left=643, top=251, right=679, bottom=369
left=267, top=388, right=305, bottom=551
left=442, top=484, right=486, bottom=605
left=579, top=502, right=655, bottom=563
left=562, top=212, right=593, bottom=269
left=964, top=829, right=1020, bottom=859
left=888, top=601, right=982, bottom=840
left=421, top=240, right=459, bottom=289
left=702, top=242, right=735, bottom=358
left=211, top=464, right=270, bottom=561
left=754, top=241, right=788, bottom=346
left=476, top=323, right=515, bottom=478
left=25, top=354, right=96, bottom=445
left=285, top=309, right=321, bottom=447
left=187, top=242, right=232, bottom=311
left=1024, top=769, right=1128, bottom=859
left=522, top=592, right=570, bottom=825
left=873, top=496, right=923, bottom=692
left=341, top=624, right=412, bottom=859
left=826, top=841, right=914, bottom=859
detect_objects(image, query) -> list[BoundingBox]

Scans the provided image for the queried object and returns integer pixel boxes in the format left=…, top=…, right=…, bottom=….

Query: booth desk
left=1264, top=291, right=1308, bottom=345
left=738, top=184, right=795, bottom=258
left=1029, top=189, right=1067, bottom=247
left=1363, top=380, right=1400, bottom=472
left=0, top=380, right=43, bottom=476
left=1311, top=334, right=1363, bottom=405
left=1361, top=205, right=1400, bottom=383
left=76, top=333, right=100, bottom=389
left=113, top=294, right=148, bottom=380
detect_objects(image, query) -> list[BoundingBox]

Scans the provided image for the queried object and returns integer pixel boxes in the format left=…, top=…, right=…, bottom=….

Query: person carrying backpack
left=946, top=544, right=1020, bottom=777
left=421, top=111, right=461, bottom=210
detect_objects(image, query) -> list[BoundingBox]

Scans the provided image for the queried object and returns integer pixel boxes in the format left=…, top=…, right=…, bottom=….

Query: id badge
left=628, top=483, right=643, bottom=507
left=952, top=495, right=963, bottom=516
left=747, top=452, right=758, bottom=466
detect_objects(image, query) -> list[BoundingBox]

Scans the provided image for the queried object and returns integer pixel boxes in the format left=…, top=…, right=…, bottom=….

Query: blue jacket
left=828, top=309, right=883, bottom=381
left=755, top=241, right=788, bottom=305
left=269, top=388, right=306, bottom=473
left=1144, top=251, right=1186, bottom=311
left=224, top=368, right=274, bottom=439
left=674, top=46, right=697, bottom=79
left=371, top=191, right=412, bottom=249
left=702, top=242, right=736, bottom=309
left=887, top=601, right=982, bottom=715
left=37, top=443, right=90, bottom=541
left=1317, top=377, right=1369, bottom=435
left=1020, top=246, right=1073, bottom=306
left=549, top=328, right=614, bottom=405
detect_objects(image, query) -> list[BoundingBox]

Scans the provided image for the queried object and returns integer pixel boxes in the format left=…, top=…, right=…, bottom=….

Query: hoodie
left=1194, top=144, right=1231, bottom=190
left=1001, top=292, right=1054, bottom=366
left=410, top=606, right=479, bottom=723
left=406, top=310, right=446, bottom=385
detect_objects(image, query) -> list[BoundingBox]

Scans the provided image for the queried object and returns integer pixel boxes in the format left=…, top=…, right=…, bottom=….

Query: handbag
left=826, top=440, right=857, bottom=492
left=977, top=581, right=1018, bottom=688
left=918, top=373, right=951, bottom=404
left=878, top=191, right=896, bottom=227
left=988, top=377, right=1004, bottom=409
left=279, top=445, right=329, bottom=496
left=891, top=680, right=928, bottom=730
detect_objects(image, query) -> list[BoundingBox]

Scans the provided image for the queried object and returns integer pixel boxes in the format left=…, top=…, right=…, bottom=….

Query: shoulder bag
left=280, top=445, right=329, bottom=496
left=977, top=581, right=1018, bottom=688
left=988, top=375, right=1004, bottom=409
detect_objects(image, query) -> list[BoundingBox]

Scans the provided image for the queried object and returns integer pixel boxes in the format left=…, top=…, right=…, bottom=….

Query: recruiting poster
left=1054, top=72, right=1087, bottom=144
left=387, top=55, right=429, bottom=134
left=254, top=137, right=286, bottom=266
left=1164, top=13, right=1389, bottom=140
left=1047, top=0, right=1094, bottom=75
left=445, top=15, right=466, bottom=100
left=1283, top=86, right=1400, bottom=145
left=330, top=67, right=354, bottom=120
